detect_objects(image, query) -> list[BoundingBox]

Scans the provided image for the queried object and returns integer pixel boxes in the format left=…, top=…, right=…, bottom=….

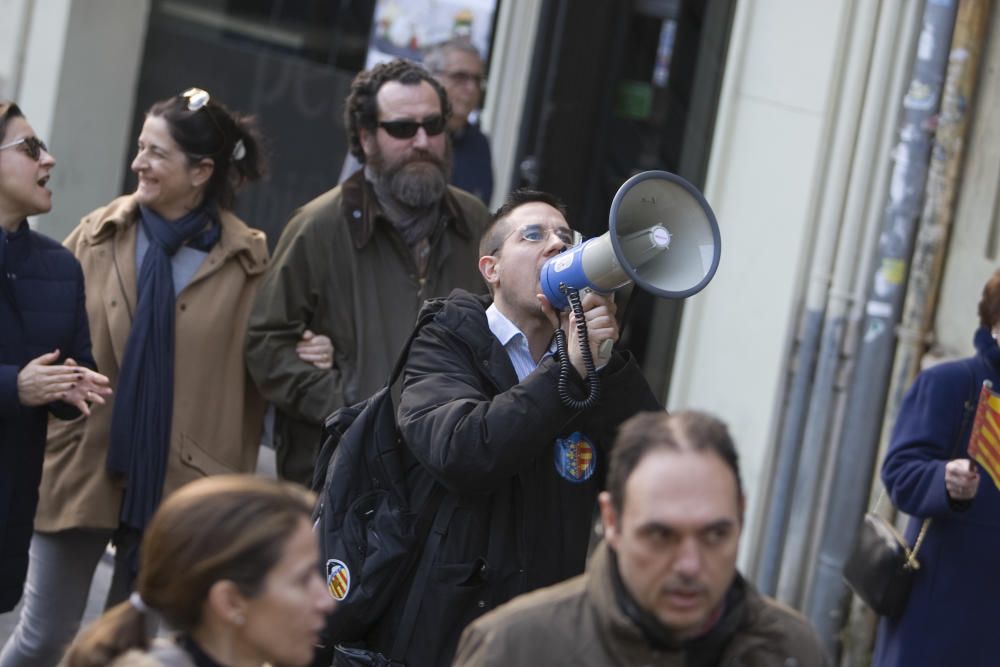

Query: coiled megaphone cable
left=555, top=283, right=600, bottom=410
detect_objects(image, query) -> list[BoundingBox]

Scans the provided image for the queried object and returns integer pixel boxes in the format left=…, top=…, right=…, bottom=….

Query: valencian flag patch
left=968, top=380, right=1000, bottom=491
left=554, top=432, right=596, bottom=482
left=326, top=559, right=351, bottom=600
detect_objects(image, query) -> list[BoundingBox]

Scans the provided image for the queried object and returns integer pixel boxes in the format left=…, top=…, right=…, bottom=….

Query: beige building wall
left=3, top=0, right=149, bottom=241
left=669, top=0, right=863, bottom=562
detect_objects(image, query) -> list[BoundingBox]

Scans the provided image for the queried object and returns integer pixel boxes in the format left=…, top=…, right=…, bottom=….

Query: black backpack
left=312, top=309, right=455, bottom=661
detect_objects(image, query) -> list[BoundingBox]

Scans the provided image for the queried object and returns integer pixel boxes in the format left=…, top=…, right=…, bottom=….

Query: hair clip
left=232, top=138, right=246, bottom=161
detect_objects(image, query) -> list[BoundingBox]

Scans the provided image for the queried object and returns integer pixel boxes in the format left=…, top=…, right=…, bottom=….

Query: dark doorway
left=124, top=0, right=376, bottom=248
left=515, top=0, right=735, bottom=398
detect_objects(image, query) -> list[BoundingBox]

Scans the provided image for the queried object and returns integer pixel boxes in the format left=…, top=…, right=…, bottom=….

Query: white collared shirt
left=486, top=303, right=557, bottom=382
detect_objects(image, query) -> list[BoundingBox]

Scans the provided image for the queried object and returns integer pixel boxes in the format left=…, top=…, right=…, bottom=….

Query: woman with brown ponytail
left=64, top=475, right=334, bottom=667
left=0, top=89, right=270, bottom=666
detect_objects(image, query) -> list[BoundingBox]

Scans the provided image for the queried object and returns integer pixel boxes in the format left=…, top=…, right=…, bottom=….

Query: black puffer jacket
left=367, top=290, right=660, bottom=666
left=0, top=221, right=95, bottom=611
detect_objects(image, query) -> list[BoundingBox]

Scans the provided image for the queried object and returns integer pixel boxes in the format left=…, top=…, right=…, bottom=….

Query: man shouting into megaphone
left=362, top=189, right=660, bottom=667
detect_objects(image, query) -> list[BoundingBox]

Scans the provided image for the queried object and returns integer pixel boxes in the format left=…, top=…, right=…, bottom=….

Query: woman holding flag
left=873, top=268, right=1000, bottom=667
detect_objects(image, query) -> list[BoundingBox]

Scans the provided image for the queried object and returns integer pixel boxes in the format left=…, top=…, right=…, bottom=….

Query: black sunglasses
left=377, top=115, right=447, bottom=140
left=0, top=135, right=48, bottom=161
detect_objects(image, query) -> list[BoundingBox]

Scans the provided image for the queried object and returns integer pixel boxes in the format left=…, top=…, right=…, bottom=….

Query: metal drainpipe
left=771, top=0, right=881, bottom=608
left=837, top=2, right=928, bottom=663
left=798, top=0, right=960, bottom=649
left=877, top=0, right=990, bottom=462
left=754, top=0, right=862, bottom=597
left=828, top=0, right=991, bottom=661
left=755, top=311, right=823, bottom=596
left=788, top=0, right=913, bottom=615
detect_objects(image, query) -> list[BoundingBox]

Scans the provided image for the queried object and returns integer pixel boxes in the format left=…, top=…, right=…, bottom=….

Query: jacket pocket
left=179, top=433, right=237, bottom=476
left=45, top=413, right=86, bottom=454
left=426, top=557, right=491, bottom=622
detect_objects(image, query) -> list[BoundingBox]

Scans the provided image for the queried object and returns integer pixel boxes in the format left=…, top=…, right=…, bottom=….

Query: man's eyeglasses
left=491, top=223, right=581, bottom=255
left=0, top=136, right=48, bottom=161
left=438, top=70, right=486, bottom=88
left=378, top=115, right=447, bottom=140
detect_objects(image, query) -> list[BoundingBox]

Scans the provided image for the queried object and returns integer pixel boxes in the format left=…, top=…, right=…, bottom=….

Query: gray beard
left=385, top=161, right=448, bottom=209
left=367, top=138, right=453, bottom=210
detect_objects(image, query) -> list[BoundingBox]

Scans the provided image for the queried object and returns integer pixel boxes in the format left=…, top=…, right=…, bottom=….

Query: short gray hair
left=424, top=39, right=483, bottom=73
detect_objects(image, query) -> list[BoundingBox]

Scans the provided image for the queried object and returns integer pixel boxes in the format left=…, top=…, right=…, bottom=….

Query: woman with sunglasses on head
left=0, top=102, right=112, bottom=615
left=65, top=475, right=335, bottom=667
left=0, top=89, right=269, bottom=667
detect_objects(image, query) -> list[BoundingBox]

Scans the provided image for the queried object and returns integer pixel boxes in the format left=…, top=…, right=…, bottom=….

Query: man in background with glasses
left=364, top=189, right=659, bottom=666
left=424, top=38, right=493, bottom=204
left=246, top=58, right=490, bottom=487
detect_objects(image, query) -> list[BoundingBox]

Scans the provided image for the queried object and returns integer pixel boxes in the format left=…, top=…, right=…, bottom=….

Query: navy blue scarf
left=107, top=204, right=220, bottom=531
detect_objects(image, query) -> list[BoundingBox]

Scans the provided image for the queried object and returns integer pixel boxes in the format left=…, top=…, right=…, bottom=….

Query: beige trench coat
left=34, top=195, right=268, bottom=532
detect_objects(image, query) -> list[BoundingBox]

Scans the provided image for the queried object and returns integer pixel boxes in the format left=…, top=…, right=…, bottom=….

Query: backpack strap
left=385, top=303, right=454, bottom=658
left=390, top=492, right=459, bottom=659
left=390, top=306, right=441, bottom=385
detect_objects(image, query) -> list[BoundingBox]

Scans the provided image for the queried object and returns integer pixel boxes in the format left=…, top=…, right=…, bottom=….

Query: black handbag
left=843, top=496, right=929, bottom=619
left=844, top=359, right=980, bottom=619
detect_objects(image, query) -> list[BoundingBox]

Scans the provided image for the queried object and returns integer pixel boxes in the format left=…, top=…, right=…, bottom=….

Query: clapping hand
left=17, top=350, right=112, bottom=417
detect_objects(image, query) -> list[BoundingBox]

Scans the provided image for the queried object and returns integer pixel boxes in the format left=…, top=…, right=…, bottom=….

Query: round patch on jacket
left=326, top=559, right=350, bottom=600
left=554, top=432, right=596, bottom=482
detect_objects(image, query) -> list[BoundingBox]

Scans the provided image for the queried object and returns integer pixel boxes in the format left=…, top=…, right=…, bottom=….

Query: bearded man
left=246, top=58, right=490, bottom=485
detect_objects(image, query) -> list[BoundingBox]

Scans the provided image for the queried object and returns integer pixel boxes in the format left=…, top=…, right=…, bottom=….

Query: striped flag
left=967, top=380, right=1000, bottom=490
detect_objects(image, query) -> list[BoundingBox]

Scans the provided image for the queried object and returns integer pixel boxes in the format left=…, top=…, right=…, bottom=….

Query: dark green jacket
left=245, top=171, right=489, bottom=483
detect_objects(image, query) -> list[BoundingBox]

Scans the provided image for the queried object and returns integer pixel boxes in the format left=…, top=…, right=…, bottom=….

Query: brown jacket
left=34, top=195, right=268, bottom=532
left=453, top=542, right=830, bottom=667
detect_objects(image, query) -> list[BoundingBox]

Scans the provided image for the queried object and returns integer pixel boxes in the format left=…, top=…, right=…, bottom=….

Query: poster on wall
left=364, top=0, right=498, bottom=68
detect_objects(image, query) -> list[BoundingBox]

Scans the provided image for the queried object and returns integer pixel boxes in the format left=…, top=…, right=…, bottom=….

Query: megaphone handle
left=555, top=285, right=601, bottom=410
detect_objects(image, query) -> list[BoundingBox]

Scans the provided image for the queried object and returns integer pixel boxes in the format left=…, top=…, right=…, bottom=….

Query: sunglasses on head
left=178, top=87, right=231, bottom=156
left=181, top=87, right=211, bottom=111
left=377, top=115, right=447, bottom=140
left=0, top=135, right=48, bottom=161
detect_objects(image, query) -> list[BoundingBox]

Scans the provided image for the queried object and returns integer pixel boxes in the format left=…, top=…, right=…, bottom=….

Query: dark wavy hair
left=978, top=267, right=1000, bottom=330
left=343, top=58, right=450, bottom=164
left=479, top=188, right=570, bottom=258
left=146, top=90, right=267, bottom=210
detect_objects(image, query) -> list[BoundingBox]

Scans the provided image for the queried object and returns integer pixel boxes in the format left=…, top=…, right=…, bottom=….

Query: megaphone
left=540, top=170, right=721, bottom=311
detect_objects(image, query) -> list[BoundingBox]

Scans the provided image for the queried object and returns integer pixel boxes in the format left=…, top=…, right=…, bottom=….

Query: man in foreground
left=454, top=410, right=829, bottom=667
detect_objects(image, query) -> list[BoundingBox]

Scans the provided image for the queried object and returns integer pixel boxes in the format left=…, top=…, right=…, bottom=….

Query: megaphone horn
left=540, top=170, right=721, bottom=310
